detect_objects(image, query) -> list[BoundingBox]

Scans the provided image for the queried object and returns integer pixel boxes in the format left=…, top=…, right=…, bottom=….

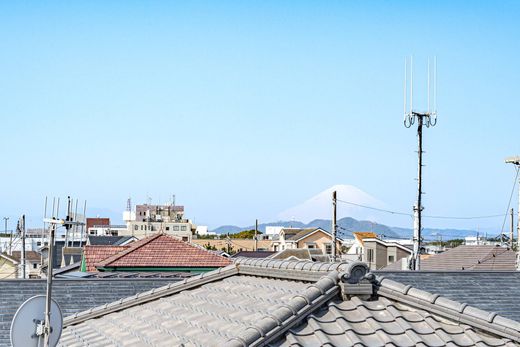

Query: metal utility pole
left=254, top=219, right=258, bottom=251
left=4, top=217, right=10, bottom=255
left=505, top=157, right=520, bottom=256
left=404, top=56, right=438, bottom=271
left=20, top=215, right=26, bottom=279
left=42, top=219, right=58, bottom=347
left=510, top=208, right=514, bottom=249
left=332, top=190, right=337, bottom=262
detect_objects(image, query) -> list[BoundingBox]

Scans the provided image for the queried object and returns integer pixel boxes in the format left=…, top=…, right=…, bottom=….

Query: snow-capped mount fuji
left=277, top=184, right=387, bottom=224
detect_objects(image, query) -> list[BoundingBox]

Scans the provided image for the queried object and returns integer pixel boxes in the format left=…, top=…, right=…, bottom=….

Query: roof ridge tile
left=376, top=275, right=520, bottom=342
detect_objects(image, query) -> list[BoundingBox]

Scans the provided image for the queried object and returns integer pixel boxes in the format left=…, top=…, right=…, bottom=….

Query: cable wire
left=499, top=166, right=519, bottom=238
left=336, top=198, right=507, bottom=220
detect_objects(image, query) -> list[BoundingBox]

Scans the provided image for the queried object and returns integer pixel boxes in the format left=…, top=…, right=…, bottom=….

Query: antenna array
left=403, top=56, right=438, bottom=271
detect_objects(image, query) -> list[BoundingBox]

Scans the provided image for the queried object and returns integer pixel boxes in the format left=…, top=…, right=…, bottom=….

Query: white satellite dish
left=10, top=295, right=63, bottom=347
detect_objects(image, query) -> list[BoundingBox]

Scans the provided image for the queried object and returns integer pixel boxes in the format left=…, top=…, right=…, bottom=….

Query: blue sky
left=0, top=1, right=519, bottom=231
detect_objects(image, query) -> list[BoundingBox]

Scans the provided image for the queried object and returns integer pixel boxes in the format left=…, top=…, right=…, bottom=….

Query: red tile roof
left=96, top=233, right=232, bottom=269
left=83, top=245, right=129, bottom=272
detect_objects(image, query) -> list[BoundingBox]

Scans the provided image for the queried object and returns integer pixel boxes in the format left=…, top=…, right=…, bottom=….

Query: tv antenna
left=403, top=56, right=438, bottom=271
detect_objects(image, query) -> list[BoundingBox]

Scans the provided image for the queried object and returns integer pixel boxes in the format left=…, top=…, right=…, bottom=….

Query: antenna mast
left=404, top=56, right=438, bottom=271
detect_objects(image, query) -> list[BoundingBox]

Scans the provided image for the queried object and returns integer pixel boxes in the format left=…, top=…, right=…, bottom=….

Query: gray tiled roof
left=56, top=259, right=520, bottom=346
left=0, top=278, right=179, bottom=346
left=420, top=245, right=516, bottom=271
left=375, top=271, right=520, bottom=322
left=273, top=296, right=517, bottom=347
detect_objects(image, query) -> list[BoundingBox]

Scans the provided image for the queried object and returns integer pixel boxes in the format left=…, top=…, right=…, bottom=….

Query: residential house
left=270, top=227, right=340, bottom=256
left=383, top=244, right=517, bottom=271
left=0, top=251, right=42, bottom=278
left=58, top=258, right=520, bottom=346
left=81, top=233, right=231, bottom=273
left=345, top=232, right=412, bottom=270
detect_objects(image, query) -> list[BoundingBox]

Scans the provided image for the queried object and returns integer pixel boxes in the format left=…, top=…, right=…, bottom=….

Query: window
left=166, top=227, right=170, bottom=231
left=388, top=255, right=395, bottom=263
left=90, top=231, right=96, bottom=235
left=367, top=249, right=374, bottom=263
left=325, top=244, right=332, bottom=255
left=181, top=226, right=187, bottom=231
left=134, top=225, right=139, bottom=231
left=182, top=237, right=188, bottom=241
left=33, top=263, right=37, bottom=269
left=37, top=242, right=41, bottom=246
left=173, top=226, right=180, bottom=231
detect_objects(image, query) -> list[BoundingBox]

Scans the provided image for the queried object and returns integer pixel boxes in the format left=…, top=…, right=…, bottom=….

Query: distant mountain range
left=211, top=217, right=485, bottom=241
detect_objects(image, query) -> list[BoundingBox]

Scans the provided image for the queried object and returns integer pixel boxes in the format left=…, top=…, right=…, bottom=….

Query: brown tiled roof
left=96, top=233, right=232, bottom=269
left=83, top=246, right=129, bottom=272
left=353, top=232, right=378, bottom=246
left=11, top=251, right=41, bottom=262
left=420, top=245, right=516, bottom=271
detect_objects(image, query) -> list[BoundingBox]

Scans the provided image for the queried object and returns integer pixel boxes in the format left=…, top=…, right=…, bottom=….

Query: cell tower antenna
left=403, top=56, right=438, bottom=271
left=126, top=197, right=132, bottom=212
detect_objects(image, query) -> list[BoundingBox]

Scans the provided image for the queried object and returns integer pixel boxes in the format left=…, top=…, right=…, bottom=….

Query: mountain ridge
left=211, top=217, right=484, bottom=240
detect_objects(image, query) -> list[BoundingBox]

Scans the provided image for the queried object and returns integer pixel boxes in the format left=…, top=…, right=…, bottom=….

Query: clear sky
left=0, top=1, right=519, bottom=232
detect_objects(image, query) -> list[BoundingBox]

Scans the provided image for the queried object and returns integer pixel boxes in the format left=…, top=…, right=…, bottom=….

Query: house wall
left=375, top=242, right=387, bottom=270
left=0, top=259, right=17, bottom=279
left=396, top=247, right=411, bottom=263
left=296, top=231, right=340, bottom=255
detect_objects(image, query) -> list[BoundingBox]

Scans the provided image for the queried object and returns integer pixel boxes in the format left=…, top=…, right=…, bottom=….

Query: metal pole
left=517, top=174, right=520, bottom=253
left=411, top=116, right=424, bottom=270
left=254, top=219, right=258, bottom=251
left=43, top=222, right=57, bottom=347
left=510, top=208, right=514, bottom=249
left=4, top=217, right=11, bottom=255
left=332, top=191, right=338, bottom=259
left=21, top=215, right=26, bottom=279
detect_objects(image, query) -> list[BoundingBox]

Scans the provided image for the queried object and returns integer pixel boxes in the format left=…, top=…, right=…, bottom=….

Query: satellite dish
left=10, top=295, right=63, bottom=347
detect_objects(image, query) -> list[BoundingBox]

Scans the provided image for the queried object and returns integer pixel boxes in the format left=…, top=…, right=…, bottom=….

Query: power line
left=500, top=166, right=519, bottom=237
left=336, top=198, right=506, bottom=220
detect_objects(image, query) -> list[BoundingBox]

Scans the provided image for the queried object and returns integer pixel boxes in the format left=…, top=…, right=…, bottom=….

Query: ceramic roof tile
left=57, top=260, right=520, bottom=347
left=272, top=296, right=516, bottom=347
left=83, top=245, right=129, bottom=272
left=96, top=233, right=231, bottom=269
left=59, top=275, right=309, bottom=346
left=375, top=271, right=520, bottom=322
left=415, top=245, right=516, bottom=271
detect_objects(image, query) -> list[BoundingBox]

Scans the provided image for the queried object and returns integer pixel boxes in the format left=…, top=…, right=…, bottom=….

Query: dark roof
left=375, top=271, right=520, bottom=323
left=53, top=241, right=82, bottom=269
left=0, top=278, right=181, bottom=346
left=10, top=251, right=41, bottom=262
left=419, top=245, right=516, bottom=271
left=230, top=251, right=275, bottom=259
left=87, top=235, right=135, bottom=246
left=55, top=271, right=193, bottom=279
left=58, top=259, right=520, bottom=346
